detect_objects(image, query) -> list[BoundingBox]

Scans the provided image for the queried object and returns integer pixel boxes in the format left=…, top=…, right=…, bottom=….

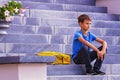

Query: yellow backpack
left=37, top=51, right=71, bottom=64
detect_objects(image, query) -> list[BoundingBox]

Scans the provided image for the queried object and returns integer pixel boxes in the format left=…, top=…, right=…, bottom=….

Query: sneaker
left=93, top=70, right=105, bottom=75
left=86, top=69, right=96, bottom=75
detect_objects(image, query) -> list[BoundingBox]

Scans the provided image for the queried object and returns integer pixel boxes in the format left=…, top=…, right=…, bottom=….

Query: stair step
left=0, top=53, right=55, bottom=63
left=0, top=43, right=119, bottom=54
left=0, top=43, right=4, bottom=53
left=54, top=27, right=120, bottom=36
left=104, top=29, right=120, bottom=36
left=53, top=0, right=95, bottom=6
left=104, top=54, right=120, bottom=64
left=11, top=17, right=120, bottom=29
left=23, top=17, right=120, bottom=28
left=0, top=44, right=120, bottom=62
left=65, top=4, right=107, bottom=13
left=68, top=36, right=116, bottom=45
left=47, top=63, right=120, bottom=76
left=5, top=43, right=63, bottom=54
left=40, top=18, right=120, bottom=28
left=48, top=75, right=119, bottom=80
left=28, top=9, right=119, bottom=21
left=8, top=25, right=55, bottom=35
left=0, top=31, right=7, bottom=35
left=17, top=0, right=95, bottom=6
left=47, top=64, right=86, bottom=75
left=0, top=33, right=119, bottom=46
left=8, top=25, right=36, bottom=34
left=0, top=33, right=116, bottom=44
left=28, top=10, right=78, bottom=19
left=21, top=1, right=107, bottom=13
left=0, top=34, right=49, bottom=44
left=42, top=19, right=120, bottom=28
left=17, top=0, right=53, bottom=3
left=11, top=16, right=24, bottom=25
left=64, top=45, right=120, bottom=55
left=8, top=24, right=120, bottom=36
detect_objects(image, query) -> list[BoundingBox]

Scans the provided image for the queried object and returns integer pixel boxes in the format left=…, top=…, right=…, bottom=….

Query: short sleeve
left=74, top=31, right=82, bottom=40
left=90, top=32, right=97, bottom=41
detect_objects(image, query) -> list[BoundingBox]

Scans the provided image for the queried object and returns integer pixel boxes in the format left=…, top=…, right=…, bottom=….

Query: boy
left=72, top=14, right=107, bottom=75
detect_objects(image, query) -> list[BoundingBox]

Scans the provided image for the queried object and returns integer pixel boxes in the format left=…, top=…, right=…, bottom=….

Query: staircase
left=1, top=0, right=120, bottom=80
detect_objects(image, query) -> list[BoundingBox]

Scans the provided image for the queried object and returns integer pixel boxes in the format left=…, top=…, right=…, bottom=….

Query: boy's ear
left=79, top=22, right=82, bottom=26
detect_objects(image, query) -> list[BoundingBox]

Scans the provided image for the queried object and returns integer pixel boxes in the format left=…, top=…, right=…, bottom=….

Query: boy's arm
left=78, top=37, right=107, bottom=60
left=96, top=37, right=107, bottom=54
left=78, top=37, right=100, bottom=53
left=95, top=37, right=107, bottom=60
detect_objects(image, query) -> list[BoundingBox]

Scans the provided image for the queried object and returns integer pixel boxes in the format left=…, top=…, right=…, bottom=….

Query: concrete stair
left=47, top=64, right=120, bottom=75
left=47, top=64, right=120, bottom=80
left=11, top=17, right=120, bottom=27
left=48, top=75, right=120, bottom=80
left=1, top=0, right=120, bottom=80
left=21, top=1, right=107, bottom=13
left=17, top=0, right=96, bottom=6
left=28, top=9, right=119, bottom=21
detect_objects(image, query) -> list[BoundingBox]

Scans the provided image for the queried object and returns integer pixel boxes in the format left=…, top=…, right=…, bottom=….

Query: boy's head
left=78, top=14, right=92, bottom=31
left=78, top=14, right=91, bottom=23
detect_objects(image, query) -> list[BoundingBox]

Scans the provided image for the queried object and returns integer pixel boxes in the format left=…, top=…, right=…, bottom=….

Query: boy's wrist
left=97, top=50, right=100, bottom=54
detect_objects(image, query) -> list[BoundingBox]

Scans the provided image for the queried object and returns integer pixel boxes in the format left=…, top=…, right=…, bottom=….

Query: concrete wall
left=96, top=0, right=120, bottom=14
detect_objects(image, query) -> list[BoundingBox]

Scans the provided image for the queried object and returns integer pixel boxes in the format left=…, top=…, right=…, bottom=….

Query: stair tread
left=17, top=0, right=95, bottom=6
left=21, top=1, right=107, bottom=13
left=48, top=74, right=119, bottom=77
left=47, top=75, right=120, bottom=80
left=27, top=9, right=119, bottom=21
left=47, top=62, right=120, bottom=76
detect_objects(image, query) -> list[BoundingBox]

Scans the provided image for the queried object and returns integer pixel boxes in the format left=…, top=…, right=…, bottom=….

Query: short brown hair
left=78, top=14, right=91, bottom=23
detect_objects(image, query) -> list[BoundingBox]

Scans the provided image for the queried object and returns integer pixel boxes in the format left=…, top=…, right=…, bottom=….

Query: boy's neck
left=81, top=29, right=88, bottom=36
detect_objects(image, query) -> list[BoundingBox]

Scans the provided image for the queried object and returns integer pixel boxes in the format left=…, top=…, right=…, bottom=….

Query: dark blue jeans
left=73, top=46, right=106, bottom=71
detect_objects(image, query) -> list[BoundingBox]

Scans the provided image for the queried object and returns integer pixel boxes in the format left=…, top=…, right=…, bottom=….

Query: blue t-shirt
left=72, top=30, right=97, bottom=59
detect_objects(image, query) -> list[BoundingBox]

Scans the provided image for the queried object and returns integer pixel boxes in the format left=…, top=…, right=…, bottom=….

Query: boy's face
left=79, top=19, right=91, bottom=31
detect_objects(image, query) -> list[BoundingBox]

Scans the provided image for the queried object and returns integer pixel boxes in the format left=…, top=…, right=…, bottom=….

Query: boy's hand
left=97, top=51, right=101, bottom=60
left=100, top=50, right=106, bottom=60
left=97, top=51, right=105, bottom=61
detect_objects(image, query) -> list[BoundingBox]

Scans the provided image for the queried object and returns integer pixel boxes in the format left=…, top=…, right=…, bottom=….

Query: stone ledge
left=0, top=54, right=55, bottom=64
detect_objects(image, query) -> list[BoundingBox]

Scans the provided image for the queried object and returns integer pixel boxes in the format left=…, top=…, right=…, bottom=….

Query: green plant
left=0, top=0, right=25, bottom=21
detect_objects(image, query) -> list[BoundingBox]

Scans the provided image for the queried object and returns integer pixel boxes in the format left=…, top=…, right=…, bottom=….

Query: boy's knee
left=98, top=46, right=107, bottom=53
